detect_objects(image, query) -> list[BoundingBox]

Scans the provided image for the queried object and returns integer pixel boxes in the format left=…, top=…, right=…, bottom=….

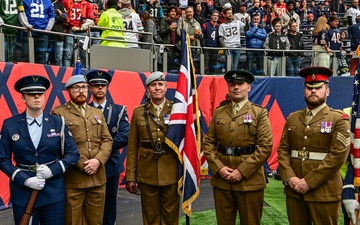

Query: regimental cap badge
left=312, top=74, right=316, bottom=80
left=32, top=76, right=40, bottom=83
left=14, top=75, right=50, bottom=94
left=86, top=70, right=112, bottom=85
left=224, top=70, right=255, bottom=84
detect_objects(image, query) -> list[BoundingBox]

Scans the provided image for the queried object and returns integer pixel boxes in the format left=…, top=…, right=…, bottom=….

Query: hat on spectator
left=224, top=70, right=255, bottom=84
left=139, top=10, right=149, bottom=17
left=86, top=70, right=112, bottom=85
left=106, top=0, right=119, bottom=8
left=121, top=0, right=131, bottom=5
left=240, top=2, right=246, bottom=7
left=65, top=75, right=88, bottom=88
left=146, top=71, right=166, bottom=85
left=299, top=66, right=332, bottom=88
left=223, top=3, right=232, bottom=10
left=14, top=75, right=50, bottom=94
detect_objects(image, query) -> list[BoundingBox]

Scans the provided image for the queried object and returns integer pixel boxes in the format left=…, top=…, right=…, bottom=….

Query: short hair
left=329, top=15, right=339, bottom=22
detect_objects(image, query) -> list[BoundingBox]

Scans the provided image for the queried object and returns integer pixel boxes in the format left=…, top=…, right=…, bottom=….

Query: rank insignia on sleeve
left=337, top=133, right=350, bottom=147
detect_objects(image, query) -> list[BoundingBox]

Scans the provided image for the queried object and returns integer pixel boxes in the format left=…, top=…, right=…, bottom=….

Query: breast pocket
left=312, top=127, right=332, bottom=149
left=215, top=119, right=227, bottom=141
left=66, top=120, right=81, bottom=140
left=136, top=119, right=150, bottom=141
left=237, top=120, right=257, bottom=141
left=90, top=119, right=102, bottom=138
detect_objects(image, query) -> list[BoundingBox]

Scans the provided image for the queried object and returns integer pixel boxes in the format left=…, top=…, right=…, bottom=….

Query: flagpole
left=186, top=215, right=190, bottom=225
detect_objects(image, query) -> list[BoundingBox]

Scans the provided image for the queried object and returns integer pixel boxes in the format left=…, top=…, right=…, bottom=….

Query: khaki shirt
left=52, top=102, right=113, bottom=188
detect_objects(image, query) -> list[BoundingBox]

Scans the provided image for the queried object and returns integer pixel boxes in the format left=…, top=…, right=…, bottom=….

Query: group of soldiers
left=0, top=65, right=356, bottom=225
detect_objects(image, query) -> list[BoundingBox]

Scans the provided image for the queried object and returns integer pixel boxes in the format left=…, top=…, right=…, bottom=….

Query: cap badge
left=232, top=73, right=237, bottom=79
left=97, top=71, right=103, bottom=76
left=32, top=76, right=39, bottom=83
left=312, top=74, right=316, bottom=80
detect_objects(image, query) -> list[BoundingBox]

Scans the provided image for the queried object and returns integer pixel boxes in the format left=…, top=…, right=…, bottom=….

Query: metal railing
left=0, top=23, right=347, bottom=76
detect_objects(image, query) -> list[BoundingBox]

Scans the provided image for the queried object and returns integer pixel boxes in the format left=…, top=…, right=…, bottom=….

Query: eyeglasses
left=71, top=85, right=88, bottom=92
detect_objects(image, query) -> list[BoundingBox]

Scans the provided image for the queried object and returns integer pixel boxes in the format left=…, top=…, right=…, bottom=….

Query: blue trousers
left=103, top=175, right=120, bottom=225
left=227, top=49, right=240, bottom=70
left=13, top=199, right=65, bottom=225
left=286, top=57, right=301, bottom=76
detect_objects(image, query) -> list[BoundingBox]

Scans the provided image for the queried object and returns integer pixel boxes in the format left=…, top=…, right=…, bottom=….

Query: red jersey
left=63, top=0, right=94, bottom=28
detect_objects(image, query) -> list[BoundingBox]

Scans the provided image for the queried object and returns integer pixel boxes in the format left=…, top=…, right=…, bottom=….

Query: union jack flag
left=165, top=29, right=201, bottom=216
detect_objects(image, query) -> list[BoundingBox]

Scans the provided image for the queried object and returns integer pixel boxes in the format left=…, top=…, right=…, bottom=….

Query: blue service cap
left=86, top=70, right=112, bottom=85
left=146, top=71, right=166, bottom=85
left=65, top=75, right=88, bottom=88
left=14, top=75, right=50, bottom=94
left=224, top=69, right=255, bottom=84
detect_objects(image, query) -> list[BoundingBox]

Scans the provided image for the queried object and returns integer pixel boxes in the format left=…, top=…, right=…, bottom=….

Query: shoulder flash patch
left=342, top=113, right=350, bottom=119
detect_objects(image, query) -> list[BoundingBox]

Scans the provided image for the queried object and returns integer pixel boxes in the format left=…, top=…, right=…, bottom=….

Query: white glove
left=36, top=165, right=53, bottom=179
left=343, top=199, right=360, bottom=224
left=24, top=177, right=45, bottom=190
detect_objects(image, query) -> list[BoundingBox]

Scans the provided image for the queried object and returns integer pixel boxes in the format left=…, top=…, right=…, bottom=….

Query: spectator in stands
left=300, top=13, right=315, bottom=33
left=219, top=3, right=232, bottom=23
left=195, top=0, right=211, bottom=17
left=140, top=11, right=157, bottom=49
left=0, top=0, right=32, bottom=62
left=90, top=2, right=101, bottom=45
left=263, top=0, right=273, bottom=16
left=245, top=13, right=267, bottom=75
left=215, top=0, right=228, bottom=12
left=307, top=0, right=316, bottom=16
left=312, top=16, right=332, bottom=67
left=62, top=0, right=94, bottom=67
left=120, top=0, right=144, bottom=48
left=219, top=8, right=245, bottom=70
left=247, top=0, right=264, bottom=22
left=202, top=10, right=221, bottom=74
left=315, top=1, right=330, bottom=20
left=23, top=0, right=55, bottom=64
left=296, top=0, right=308, bottom=21
left=274, top=0, right=286, bottom=17
left=264, top=18, right=289, bottom=76
left=264, top=5, right=279, bottom=33
left=234, top=3, right=250, bottom=24
left=142, top=0, right=164, bottom=23
left=346, top=0, right=360, bottom=26
left=287, top=21, right=304, bottom=76
left=159, top=5, right=177, bottom=44
left=348, top=16, right=360, bottom=75
left=50, top=0, right=67, bottom=66
left=231, top=0, right=241, bottom=13
left=177, top=6, right=203, bottom=47
left=328, top=16, right=341, bottom=72
left=281, top=0, right=300, bottom=32
left=194, top=3, right=207, bottom=25
left=97, top=0, right=126, bottom=47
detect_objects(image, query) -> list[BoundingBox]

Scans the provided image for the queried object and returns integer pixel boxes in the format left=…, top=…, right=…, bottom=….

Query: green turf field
left=180, top=178, right=344, bottom=225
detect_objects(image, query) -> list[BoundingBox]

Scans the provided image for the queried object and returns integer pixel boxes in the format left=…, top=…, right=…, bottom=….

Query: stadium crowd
left=1, top=0, right=360, bottom=75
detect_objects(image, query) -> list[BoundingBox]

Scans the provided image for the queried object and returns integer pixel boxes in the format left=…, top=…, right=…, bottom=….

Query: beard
left=70, top=93, right=88, bottom=105
left=305, top=94, right=326, bottom=109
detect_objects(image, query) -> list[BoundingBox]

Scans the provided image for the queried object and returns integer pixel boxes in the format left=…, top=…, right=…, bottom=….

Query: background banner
left=0, top=62, right=354, bottom=209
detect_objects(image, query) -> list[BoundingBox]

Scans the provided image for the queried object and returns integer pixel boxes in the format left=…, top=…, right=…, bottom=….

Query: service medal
left=94, top=115, right=102, bottom=124
left=320, top=122, right=326, bottom=133
left=12, top=134, right=19, bottom=141
left=164, top=114, right=170, bottom=124
left=325, top=122, right=332, bottom=133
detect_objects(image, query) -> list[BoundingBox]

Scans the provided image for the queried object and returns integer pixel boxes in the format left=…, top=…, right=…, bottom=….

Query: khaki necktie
left=306, top=110, right=313, bottom=124
left=79, top=105, right=85, bottom=117
left=233, top=103, right=240, bottom=115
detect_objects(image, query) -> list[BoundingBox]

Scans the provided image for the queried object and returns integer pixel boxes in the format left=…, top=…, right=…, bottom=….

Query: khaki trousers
left=286, top=196, right=340, bottom=225
left=139, top=182, right=180, bottom=225
left=213, top=187, right=264, bottom=225
left=65, top=184, right=106, bottom=225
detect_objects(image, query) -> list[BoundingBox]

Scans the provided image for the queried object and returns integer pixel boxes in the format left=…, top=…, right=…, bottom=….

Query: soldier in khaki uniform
left=126, top=71, right=180, bottom=225
left=52, top=75, right=113, bottom=225
left=278, top=66, right=350, bottom=225
left=203, top=70, right=273, bottom=225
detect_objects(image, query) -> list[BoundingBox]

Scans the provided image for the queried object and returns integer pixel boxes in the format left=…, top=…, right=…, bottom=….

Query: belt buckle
left=30, top=165, right=38, bottom=172
left=298, top=150, right=309, bottom=161
left=226, top=147, right=234, bottom=156
left=155, top=142, right=162, bottom=151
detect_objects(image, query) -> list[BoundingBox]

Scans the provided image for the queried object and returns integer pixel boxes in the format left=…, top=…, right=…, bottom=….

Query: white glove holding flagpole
left=343, top=199, right=360, bottom=224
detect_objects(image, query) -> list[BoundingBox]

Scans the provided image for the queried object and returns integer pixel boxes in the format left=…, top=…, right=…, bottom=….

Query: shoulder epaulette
left=251, top=103, right=265, bottom=109
left=330, top=108, right=350, bottom=119
left=134, top=104, right=145, bottom=109
left=287, top=110, right=302, bottom=119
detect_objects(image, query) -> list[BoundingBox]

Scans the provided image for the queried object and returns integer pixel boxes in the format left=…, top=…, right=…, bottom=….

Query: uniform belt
left=218, top=145, right=255, bottom=156
left=141, top=142, right=172, bottom=152
left=17, top=160, right=56, bottom=172
left=291, top=150, right=327, bottom=161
